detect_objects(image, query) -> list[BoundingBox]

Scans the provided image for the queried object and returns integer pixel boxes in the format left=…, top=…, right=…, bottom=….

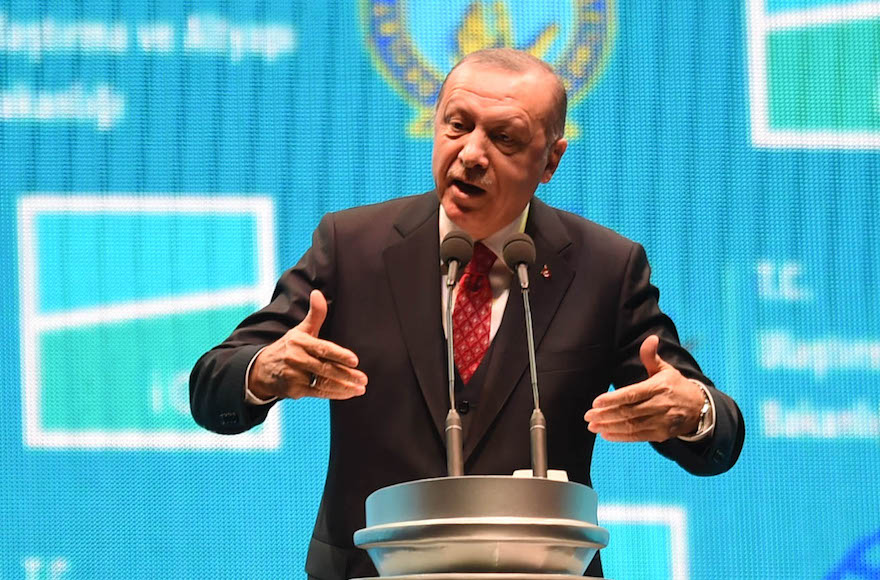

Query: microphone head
left=502, top=233, right=536, bottom=270
left=440, top=231, right=474, bottom=268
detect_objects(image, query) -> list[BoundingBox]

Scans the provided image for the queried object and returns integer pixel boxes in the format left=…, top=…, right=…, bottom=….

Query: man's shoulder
left=533, top=197, right=639, bottom=254
left=325, top=192, right=436, bottom=233
left=328, top=192, right=434, bottom=221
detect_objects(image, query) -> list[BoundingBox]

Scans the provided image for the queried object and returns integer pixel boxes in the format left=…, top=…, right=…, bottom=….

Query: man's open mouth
left=453, top=180, right=486, bottom=195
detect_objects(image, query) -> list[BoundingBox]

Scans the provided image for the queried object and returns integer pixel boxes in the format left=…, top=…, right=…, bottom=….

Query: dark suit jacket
left=190, top=192, right=745, bottom=579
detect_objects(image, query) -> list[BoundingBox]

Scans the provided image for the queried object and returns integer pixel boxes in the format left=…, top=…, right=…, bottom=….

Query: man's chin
left=442, top=192, right=481, bottom=214
left=441, top=199, right=490, bottom=239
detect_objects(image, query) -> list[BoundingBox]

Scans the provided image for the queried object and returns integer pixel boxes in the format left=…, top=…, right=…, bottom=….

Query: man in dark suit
left=190, top=49, right=744, bottom=579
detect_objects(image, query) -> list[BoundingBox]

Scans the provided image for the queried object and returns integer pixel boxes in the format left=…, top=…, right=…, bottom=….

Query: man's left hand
left=584, top=335, right=704, bottom=442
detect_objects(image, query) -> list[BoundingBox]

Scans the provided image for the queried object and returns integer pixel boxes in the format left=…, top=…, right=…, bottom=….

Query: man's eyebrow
left=441, top=100, right=470, bottom=114
left=488, top=116, right=530, bottom=134
left=440, top=100, right=531, bottom=134
left=497, top=116, right=528, bottom=128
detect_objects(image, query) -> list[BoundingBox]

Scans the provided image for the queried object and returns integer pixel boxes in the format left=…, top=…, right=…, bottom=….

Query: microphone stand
left=444, top=261, right=464, bottom=477
left=518, top=266, right=548, bottom=478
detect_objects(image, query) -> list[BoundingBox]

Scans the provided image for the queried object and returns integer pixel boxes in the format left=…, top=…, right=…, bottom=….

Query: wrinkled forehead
left=439, top=63, right=556, bottom=120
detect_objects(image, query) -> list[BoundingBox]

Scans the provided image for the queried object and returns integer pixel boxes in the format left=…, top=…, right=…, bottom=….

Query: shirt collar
left=438, top=202, right=530, bottom=267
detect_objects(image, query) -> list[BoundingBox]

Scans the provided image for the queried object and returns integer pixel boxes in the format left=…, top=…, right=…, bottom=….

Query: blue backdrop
left=2, top=1, right=879, bottom=579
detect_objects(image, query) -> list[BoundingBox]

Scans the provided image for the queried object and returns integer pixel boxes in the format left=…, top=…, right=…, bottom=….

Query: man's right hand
left=247, top=290, right=368, bottom=401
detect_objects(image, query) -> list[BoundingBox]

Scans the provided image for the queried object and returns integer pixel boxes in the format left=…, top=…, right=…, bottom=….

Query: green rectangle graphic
left=768, top=19, right=880, bottom=131
left=39, top=305, right=256, bottom=432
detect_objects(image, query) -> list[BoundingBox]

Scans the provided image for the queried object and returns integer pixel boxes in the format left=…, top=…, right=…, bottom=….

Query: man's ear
left=541, top=138, right=568, bottom=183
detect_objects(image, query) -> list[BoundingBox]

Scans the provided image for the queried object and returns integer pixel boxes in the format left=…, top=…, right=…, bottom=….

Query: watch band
left=679, top=379, right=715, bottom=441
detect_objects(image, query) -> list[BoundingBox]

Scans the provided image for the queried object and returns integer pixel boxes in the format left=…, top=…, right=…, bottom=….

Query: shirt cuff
left=243, top=346, right=277, bottom=406
left=677, top=380, right=716, bottom=442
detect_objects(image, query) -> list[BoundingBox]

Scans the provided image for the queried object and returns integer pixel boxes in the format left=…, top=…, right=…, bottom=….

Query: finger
left=589, top=413, right=670, bottom=442
left=310, top=381, right=367, bottom=400
left=639, top=334, right=663, bottom=375
left=589, top=405, right=692, bottom=441
left=639, top=334, right=678, bottom=377
left=297, top=333, right=360, bottom=368
left=590, top=381, right=656, bottom=410
left=598, top=429, right=668, bottom=443
left=300, top=357, right=369, bottom=389
left=588, top=416, right=673, bottom=439
left=588, top=417, right=658, bottom=434
left=304, top=369, right=367, bottom=399
left=297, top=290, right=328, bottom=337
left=586, top=397, right=661, bottom=424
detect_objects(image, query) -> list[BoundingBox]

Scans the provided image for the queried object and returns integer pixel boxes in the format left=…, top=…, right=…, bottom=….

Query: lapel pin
left=540, top=264, right=551, bottom=279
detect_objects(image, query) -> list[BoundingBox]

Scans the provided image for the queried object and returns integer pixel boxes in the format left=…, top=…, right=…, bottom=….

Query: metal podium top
left=352, top=575, right=608, bottom=579
left=354, top=476, right=609, bottom=578
left=362, top=475, right=600, bottom=525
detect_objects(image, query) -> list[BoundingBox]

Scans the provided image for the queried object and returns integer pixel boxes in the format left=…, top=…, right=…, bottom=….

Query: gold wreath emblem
left=362, top=0, right=615, bottom=138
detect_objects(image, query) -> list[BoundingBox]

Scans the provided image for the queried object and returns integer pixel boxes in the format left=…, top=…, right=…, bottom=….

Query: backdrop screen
left=2, top=1, right=878, bottom=579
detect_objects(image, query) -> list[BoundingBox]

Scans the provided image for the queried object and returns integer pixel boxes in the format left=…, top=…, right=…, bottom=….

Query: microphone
left=502, top=233, right=536, bottom=290
left=502, top=233, right=547, bottom=478
left=440, top=231, right=473, bottom=477
left=440, top=230, right=473, bottom=287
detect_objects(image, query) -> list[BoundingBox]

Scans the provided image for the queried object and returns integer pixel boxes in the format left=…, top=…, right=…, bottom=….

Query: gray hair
left=436, top=48, right=568, bottom=142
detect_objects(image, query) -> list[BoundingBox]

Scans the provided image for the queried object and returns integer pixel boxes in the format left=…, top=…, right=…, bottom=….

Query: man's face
left=432, top=62, right=567, bottom=240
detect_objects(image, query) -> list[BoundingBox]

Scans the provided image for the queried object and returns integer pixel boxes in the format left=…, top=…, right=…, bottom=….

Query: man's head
left=432, top=48, right=568, bottom=240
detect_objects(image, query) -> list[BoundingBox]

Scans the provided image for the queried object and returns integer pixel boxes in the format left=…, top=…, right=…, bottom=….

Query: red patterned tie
left=453, top=242, right=497, bottom=384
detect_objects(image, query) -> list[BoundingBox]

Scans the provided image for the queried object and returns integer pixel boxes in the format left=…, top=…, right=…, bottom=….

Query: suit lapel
left=464, top=198, right=575, bottom=462
left=383, top=193, right=448, bottom=439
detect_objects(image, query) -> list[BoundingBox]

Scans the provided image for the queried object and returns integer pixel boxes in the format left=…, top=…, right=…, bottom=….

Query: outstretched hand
left=248, top=290, right=368, bottom=401
left=584, top=335, right=703, bottom=442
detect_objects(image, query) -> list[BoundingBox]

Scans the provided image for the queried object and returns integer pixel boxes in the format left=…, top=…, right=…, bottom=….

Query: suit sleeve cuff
left=243, top=346, right=278, bottom=405
left=677, top=380, right=716, bottom=442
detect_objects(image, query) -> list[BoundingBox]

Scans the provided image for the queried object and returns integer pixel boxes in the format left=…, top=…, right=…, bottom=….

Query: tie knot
left=468, top=242, right=496, bottom=276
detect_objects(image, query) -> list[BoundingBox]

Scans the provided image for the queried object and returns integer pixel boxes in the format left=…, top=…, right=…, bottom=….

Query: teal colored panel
left=767, top=0, right=872, bottom=12
left=601, top=523, right=673, bottom=580
left=36, top=211, right=260, bottom=313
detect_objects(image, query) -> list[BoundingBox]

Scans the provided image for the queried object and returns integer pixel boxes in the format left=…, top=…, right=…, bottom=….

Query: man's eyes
left=444, top=117, right=520, bottom=146
left=445, top=116, right=471, bottom=132
left=493, top=132, right=524, bottom=149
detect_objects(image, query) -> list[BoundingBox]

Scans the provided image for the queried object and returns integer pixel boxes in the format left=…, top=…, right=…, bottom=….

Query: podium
left=353, top=475, right=609, bottom=579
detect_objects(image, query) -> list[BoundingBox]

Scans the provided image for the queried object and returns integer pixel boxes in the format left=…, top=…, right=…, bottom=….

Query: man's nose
left=457, top=132, right=488, bottom=169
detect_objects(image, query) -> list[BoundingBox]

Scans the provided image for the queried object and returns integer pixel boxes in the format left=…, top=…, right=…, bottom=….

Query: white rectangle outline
left=598, top=504, right=689, bottom=580
left=747, top=0, right=880, bottom=149
left=18, top=194, right=280, bottom=450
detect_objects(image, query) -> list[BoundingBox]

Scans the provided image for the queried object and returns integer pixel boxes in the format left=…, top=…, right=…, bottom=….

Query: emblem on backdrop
left=362, top=0, right=615, bottom=138
left=824, top=527, right=880, bottom=580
